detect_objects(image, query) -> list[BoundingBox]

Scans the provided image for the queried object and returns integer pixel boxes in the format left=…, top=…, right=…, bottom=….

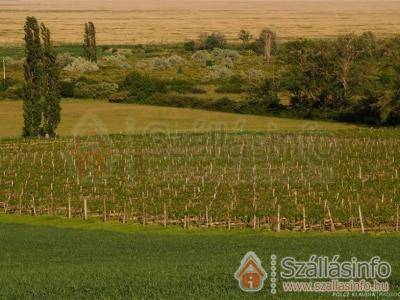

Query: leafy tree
left=41, top=23, right=61, bottom=137
left=248, top=78, right=281, bottom=111
left=22, top=17, right=43, bottom=137
left=84, top=22, right=97, bottom=62
left=238, top=30, right=253, bottom=48
left=201, top=32, right=227, bottom=50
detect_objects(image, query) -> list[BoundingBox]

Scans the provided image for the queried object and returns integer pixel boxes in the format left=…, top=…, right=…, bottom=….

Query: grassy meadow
left=1, top=0, right=400, bottom=44
left=0, top=100, right=355, bottom=138
left=0, top=215, right=399, bottom=299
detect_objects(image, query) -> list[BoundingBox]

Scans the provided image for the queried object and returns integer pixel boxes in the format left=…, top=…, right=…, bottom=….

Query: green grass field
left=0, top=215, right=398, bottom=299
left=0, top=100, right=355, bottom=138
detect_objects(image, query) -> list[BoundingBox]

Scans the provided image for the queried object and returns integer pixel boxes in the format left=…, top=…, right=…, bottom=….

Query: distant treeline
left=115, top=32, right=400, bottom=126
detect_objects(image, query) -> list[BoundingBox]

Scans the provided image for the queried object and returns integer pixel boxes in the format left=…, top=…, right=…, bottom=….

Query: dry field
left=1, top=0, right=400, bottom=45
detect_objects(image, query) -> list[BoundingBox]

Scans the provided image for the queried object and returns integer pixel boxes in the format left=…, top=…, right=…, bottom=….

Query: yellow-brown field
left=1, top=0, right=400, bottom=45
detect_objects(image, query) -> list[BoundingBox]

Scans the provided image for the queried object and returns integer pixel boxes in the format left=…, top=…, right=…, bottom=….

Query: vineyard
left=1, top=129, right=400, bottom=232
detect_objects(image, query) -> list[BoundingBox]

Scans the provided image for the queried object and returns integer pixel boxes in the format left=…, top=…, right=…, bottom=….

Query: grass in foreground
left=0, top=215, right=399, bottom=299
left=0, top=99, right=355, bottom=138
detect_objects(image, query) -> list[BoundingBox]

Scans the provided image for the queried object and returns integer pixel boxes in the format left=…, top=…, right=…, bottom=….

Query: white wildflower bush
left=99, top=54, right=131, bottom=69
left=57, top=53, right=75, bottom=68
left=167, top=55, right=186, bottom=66
left=150, top=57, right=171, bottom=70
left=240, top=68, right=266, bottom=85
left=64, top=57, right=99, bottom=74
left=211, top=49, right=241, bottom=61
left=208, top=65, right=233, bottom=81
left=192, top=49, right=241, bottom=67
left=191, top=50, right=213, bottom=65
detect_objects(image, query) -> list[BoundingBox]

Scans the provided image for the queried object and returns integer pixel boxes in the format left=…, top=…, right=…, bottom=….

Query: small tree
left=41, top=23, right=61, bottom=137
left=23, top=16, right=43, bottom=137
left=238, top=30, right=252, bottom=48
left=84, top=22, right=97, bottom=62
left=199, top=32, right=227, bottom=50
left=248, top=78, right=281, bottom=110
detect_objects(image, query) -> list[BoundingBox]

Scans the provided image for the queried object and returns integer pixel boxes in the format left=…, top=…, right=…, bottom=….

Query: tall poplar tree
left=41, top=23, right=61, bottom=137
left=84, top=22, right=97, bottom=62
left=23, top=17, right=43, bottom=137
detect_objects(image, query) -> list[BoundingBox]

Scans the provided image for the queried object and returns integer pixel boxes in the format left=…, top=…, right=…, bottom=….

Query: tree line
left=187, top=29, right=400, bottom=125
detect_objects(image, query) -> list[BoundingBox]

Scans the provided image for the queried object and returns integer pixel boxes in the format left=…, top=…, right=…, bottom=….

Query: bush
left=240, top=69, right=265, bottom=84
left=165, top=79, right=194, bottom=93
left=202, top=32, right=227, bottom=50
left=208, top=65, right=233, bottom=81
left=60, top=79, right=75, bottom=98
left=57, top=53, right=75, bottom=68
left=191, top=50, right=213, bottom=65
left=121, top=71, right=166, bottom=102
left=247, top=79, right=281, bottom=110
left=167, top=55, right=186, bottom=66
left=183, top=41, right=196, bottom=52
left=74, top=82, right=118, bottom=99
left=0, top=84, right=23, bottom=99
left=151, top=57, right=170, bottom=70
left=64, top=57, right=99, bottom=74
left=109, top=91, right=130, bottom=103
left=211, top=49, right=241, bottom=61
left=99, top=54, right=131, bottom=69
left=215, top=84, right=244, bottom=94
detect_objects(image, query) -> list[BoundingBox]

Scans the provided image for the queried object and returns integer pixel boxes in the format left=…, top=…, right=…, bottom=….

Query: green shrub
left=183, top=41, right=196, bottom=52
left=215, top=84, right=244, bottom=94
left=0, top=84, right=23, bottom=99
left=74, top=82, right=118, bottom=99
left=247, top=79, right=281, bottom=110
left=121, top=71, right=166, bottom=102
left=60, top=79, right=75, bottom=98
left=203, top=32, right=227, bottom=50
left=165, top=79, right=194, bottom=93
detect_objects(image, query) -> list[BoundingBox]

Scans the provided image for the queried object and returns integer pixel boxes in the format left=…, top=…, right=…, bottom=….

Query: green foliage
left=74, top=82, right=118, bottom=99
left=165, top=79, right=194, bottom=93
left=198, top=32, right=227, bottom=50
left=248, top=79, right=281, bottom=110
left=22, top=16, right=43, bottom=137
left=60, top=80, right=75, bottom=98
left=121, top=71, right=166, bottom=102
left=238, top=29, right=253, bottom=48
left=183, top=40, right=196, bottom=52
left=41, top=23, right=61, bottom=137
